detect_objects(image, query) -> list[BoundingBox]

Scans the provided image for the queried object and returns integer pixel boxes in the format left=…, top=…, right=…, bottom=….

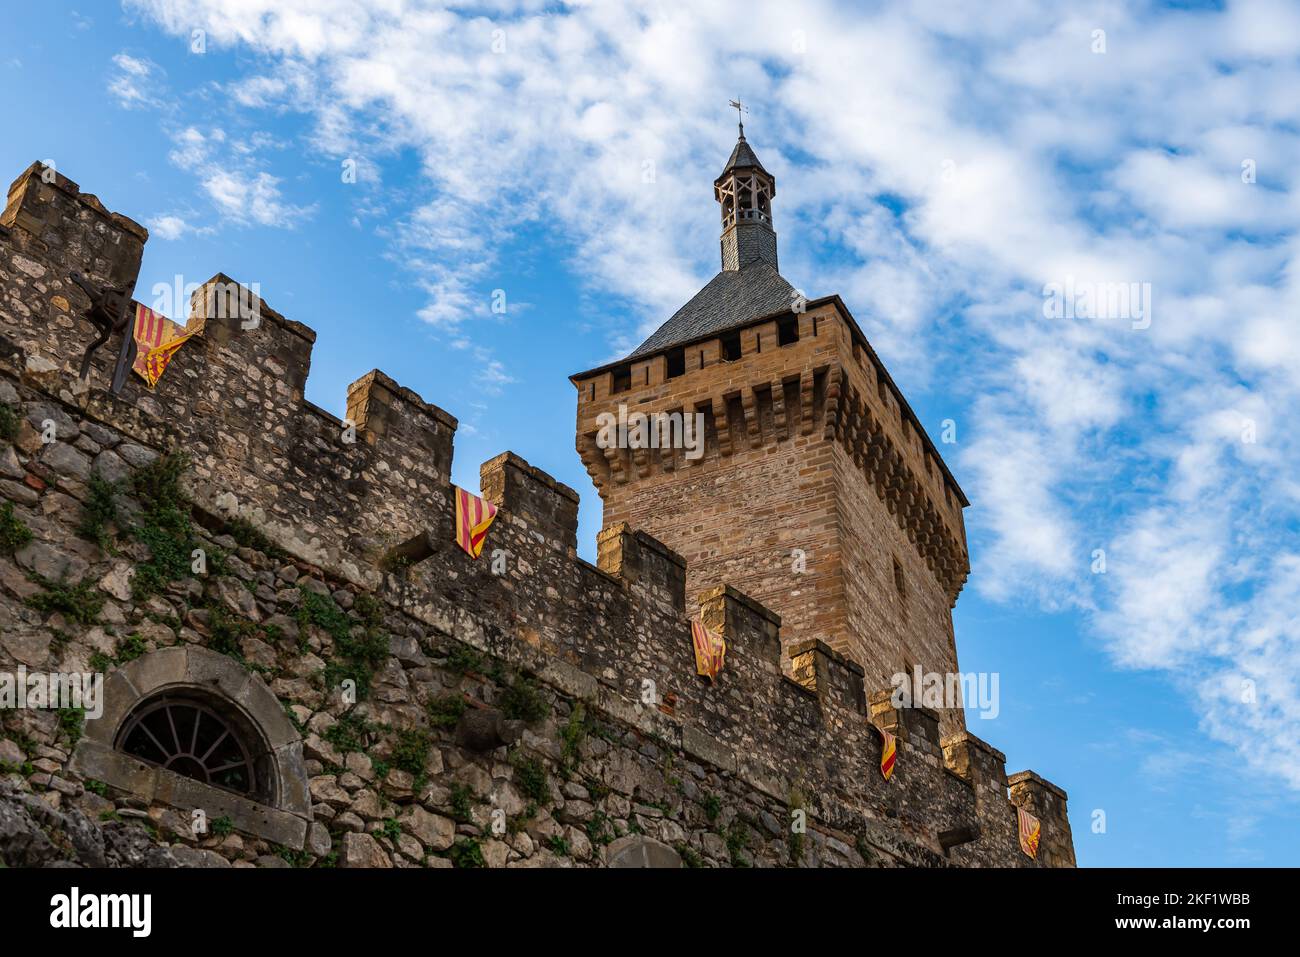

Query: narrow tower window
left=893, top=557, right=907, bottom=602
left=666, top=347, right=685, bottom=379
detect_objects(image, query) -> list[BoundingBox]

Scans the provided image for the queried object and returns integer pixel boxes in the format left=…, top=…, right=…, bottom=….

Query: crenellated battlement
left=0, top=162, right=1073, bottom=868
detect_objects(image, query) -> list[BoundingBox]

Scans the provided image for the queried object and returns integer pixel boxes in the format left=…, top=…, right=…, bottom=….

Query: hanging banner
left=131, top=303, right=194, bottom=388
left=691, top=618, right=726, bottom=682
left=1017, top=806, right=1041, bottom=859
left=878, top=727, right=897, bottom=781
left=453, top=486, right=498, bottom=559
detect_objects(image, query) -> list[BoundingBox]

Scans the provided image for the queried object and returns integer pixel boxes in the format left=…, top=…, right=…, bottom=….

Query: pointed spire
left=713, top=117, right=778, bottom=271
left=722, top=98, right=766, bottom=177
left=717, top=129, right=770, bottom=182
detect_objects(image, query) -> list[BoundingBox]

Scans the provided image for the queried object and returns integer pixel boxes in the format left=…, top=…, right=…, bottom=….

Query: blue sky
left=3, top=1, right=1298, bottom=866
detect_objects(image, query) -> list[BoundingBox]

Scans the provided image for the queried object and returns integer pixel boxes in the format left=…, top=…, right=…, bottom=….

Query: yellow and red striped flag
left=1017, top=806, right=1041, bottom=859
left=691, top=618, right=726, bottom=682
left=878, top=727, right=897, bottom=781
left=131, top=303, right=194, bottom=388
left=453, top=486, right=498, bottom=559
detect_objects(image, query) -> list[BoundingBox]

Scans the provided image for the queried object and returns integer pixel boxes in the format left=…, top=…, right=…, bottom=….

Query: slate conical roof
left=628, top=260, right=795, bottom=359
left=624, top=126, right=789, bottom=360
left=715, top=126, right=770, bottom=182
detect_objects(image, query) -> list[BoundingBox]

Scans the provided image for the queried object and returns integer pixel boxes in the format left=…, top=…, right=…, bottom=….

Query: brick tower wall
left=576, top=308, right=845, bottom=650
left=826, top=317, right=970, bottom=736
left=832, top=445, right=963, bottom=734
left=574, top=300, right=971, bottom=735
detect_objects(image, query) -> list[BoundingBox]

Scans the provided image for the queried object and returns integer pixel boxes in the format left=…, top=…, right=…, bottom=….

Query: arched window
left=116, top=692, right=270, bottom=802
left=73, top=645, right=312, bottom=848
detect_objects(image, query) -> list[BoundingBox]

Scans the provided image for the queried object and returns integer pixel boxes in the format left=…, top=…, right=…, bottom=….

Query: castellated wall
left=0, top=161, right=1074, bottom=868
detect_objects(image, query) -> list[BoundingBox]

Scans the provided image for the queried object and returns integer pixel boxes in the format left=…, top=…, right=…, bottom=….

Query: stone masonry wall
left=0, top=161, right=1073, bottom=868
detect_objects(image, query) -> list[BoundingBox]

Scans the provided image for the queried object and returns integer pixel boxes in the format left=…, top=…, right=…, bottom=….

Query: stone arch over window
left=71, top=645, right=311, bottom=849
left=604, top=835, right=683, bottom=868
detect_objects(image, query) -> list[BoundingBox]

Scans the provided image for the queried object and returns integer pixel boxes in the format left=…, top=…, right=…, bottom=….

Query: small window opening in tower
left=721, top=331, right=742, bottom=362
left=611, top=364, right=632, bottom=393
left=893, top=557, right=907, bottom=601
left=666, top=347, right=685, bottom=379
left=755, top=333, right=761, bottom=353
left=902, top=658, right=919, bottom=701
left=777, top=315, right=799, bottom=346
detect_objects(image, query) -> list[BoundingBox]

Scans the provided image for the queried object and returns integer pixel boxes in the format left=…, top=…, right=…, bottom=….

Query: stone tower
left=571, top=127, right=972, bottom=734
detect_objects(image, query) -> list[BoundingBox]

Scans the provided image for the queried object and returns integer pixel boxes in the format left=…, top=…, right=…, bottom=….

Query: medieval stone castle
left=0, top=126, right=1075, bottom=868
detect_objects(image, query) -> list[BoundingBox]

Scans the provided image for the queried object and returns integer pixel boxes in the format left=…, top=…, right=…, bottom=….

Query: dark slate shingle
left=628, top=260, right=796, bottom=359
left=718, top=135, right=769, bottom=178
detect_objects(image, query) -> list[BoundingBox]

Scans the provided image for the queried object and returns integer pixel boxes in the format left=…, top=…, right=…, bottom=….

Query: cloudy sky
left=2, top=0, right=1298, bottom=865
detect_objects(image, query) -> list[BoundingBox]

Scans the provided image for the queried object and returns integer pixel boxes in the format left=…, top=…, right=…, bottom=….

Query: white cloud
left=113, top=53, right=150, bottom=76
left=161, top=125, right=313, bottom=228
left=148, top=214, right=194, bottom=240
left=1113, top=149, right=1290, bottom=231
left=108, top=53, right=165, bottom=109
left=201, top=168, right=312, bottom=227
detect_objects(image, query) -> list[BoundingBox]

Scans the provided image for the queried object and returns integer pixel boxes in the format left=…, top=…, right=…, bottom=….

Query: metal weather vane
left=729, top=98, right=748, bottom=135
